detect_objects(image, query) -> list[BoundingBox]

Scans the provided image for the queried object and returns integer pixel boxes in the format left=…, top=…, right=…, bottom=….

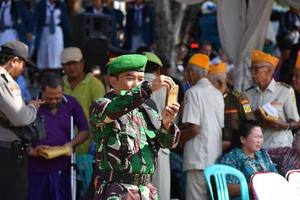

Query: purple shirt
left=28, top=94, right=89, bottom=172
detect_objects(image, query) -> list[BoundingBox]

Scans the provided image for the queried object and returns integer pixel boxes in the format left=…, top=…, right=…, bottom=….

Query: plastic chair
left=204, top=164, right=250, bottom=200
left=285, top=169, right=300, bottom=197
left=251, top=172, right=298, bottom=200
left=76, top=154, right=94, bottom=194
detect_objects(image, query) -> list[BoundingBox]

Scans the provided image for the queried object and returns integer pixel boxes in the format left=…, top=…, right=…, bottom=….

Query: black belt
left=96, top=171, right=151, bottom=186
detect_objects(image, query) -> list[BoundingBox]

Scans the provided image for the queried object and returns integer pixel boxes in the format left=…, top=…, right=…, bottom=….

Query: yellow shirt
left=63, top=73, right=105, bottom=154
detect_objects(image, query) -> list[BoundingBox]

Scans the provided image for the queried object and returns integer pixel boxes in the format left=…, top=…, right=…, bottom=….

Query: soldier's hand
left=29, top=99, right=45, bottom=109
left=151, top=75, right=175, bottom=92
left=162, top=103, right=180, bottom=131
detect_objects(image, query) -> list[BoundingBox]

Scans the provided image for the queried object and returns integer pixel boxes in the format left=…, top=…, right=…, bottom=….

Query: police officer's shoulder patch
left=278, top=82, right=291, bottom=88
left=245, top=85, right=255, bottom=92
left=6, top=82, right=21, bottom=96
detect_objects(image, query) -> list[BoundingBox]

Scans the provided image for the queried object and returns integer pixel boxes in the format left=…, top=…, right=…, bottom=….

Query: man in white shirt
left=180, top=53, right=224, bottom=200
left=245, top=50, right=299, bottom=148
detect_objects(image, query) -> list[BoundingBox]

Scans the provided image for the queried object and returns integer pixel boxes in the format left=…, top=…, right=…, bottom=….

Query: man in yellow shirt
left=61, top=47, right=105, bottom=154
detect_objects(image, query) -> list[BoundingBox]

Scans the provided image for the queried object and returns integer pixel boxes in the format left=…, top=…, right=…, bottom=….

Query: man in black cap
left=0, top=40, right=44, bottom=200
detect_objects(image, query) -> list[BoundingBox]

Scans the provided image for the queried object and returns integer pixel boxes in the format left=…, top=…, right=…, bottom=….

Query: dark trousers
left=0, top=149, right=28, bottom=200
left=28, top=170, right=71, bottom=200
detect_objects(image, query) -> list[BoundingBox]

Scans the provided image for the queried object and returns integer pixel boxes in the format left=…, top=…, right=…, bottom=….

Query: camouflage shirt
left=89, top=82, right=180, bottom=200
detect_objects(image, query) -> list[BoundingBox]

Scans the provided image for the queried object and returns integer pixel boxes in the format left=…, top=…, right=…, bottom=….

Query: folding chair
left=251, top=172, right=298, bottom=200
left=204, top=164, right=250, bottom=200
left=285, top=169, right=300, bottom=197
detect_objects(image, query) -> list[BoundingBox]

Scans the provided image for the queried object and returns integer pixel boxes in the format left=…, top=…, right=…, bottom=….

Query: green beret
left=143, top=52, right=163, bottom=67
left=107, top=54, right=147, bottom=75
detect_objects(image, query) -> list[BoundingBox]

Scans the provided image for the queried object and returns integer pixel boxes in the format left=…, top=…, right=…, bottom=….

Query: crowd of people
left=0, top=0, right=300, bottom=200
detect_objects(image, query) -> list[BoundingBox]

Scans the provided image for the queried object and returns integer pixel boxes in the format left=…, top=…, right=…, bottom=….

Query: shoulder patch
left=278, top=82, right=291, bottom=88
left=243, top=104, right=252, bottom=113
left=6, top=82, right=21, bottom=96
left=232, top=91, right=242, bottom=98
left=245, top=85, right=255, bottom=92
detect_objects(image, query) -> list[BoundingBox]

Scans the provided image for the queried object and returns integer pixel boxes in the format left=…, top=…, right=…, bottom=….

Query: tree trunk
left=152, top=0, right=187, bottom=69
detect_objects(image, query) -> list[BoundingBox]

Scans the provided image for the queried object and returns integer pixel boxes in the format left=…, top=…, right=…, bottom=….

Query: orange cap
left=296, top=51, right=300, bottom=70
left=252, top=50, right=279, bottom=68
left=209, top=62, right=227, bottom=74
left=188, top=53, right=210, bottom=70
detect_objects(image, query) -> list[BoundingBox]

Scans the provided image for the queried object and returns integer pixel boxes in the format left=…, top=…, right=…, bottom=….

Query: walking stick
left=70, top=116, right=77, bottom=200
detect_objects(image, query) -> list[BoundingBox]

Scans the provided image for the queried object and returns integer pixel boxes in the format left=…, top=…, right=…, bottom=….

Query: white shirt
left=0, top=67, right=37, bottom=141
left=45, top=0, right=61, bottom=26
left=182, top=78, right=224, bottom=171
left=245, top=79, right=300, bottom=148
left=0, top=0, right=13, bottom=27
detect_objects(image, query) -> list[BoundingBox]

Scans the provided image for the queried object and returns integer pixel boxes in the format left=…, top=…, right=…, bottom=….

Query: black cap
left=0, top=40, right=35, bottom=67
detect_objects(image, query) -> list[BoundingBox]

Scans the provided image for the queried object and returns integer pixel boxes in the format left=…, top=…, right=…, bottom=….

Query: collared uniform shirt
left=182, top=78, right=224, bottom=171
left=219, top=148, right=277, bottom=183
left=224, top=90, right=256, bottom=142
left=245, top=79, right=299, bottom=148
left=0, top=67, right=37, bottom=141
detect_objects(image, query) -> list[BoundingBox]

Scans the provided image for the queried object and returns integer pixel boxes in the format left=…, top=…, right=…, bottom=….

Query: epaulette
left=278, top=82, right=291, bottom=88
left=245, top=85, right=255, bottom=92
left=232, top=90, right=242, bottom=98
left=0, top=74, right=8, bottom=83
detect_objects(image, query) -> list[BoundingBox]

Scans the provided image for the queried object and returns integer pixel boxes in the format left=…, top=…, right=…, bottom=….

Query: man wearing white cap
left=61, top=47, right=105, bottom=155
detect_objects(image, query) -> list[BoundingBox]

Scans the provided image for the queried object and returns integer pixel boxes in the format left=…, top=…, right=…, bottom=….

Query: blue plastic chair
left=76, top=154, right=94, bottom=194
left=204, top=164, right=250, bottom=200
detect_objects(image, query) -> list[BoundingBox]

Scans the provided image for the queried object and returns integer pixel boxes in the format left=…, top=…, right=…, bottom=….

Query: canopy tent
left=176, top=0, right=300, bottom=91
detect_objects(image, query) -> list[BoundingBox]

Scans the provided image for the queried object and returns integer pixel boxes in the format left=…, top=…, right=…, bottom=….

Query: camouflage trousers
left=93, top=181, right=158, bottom=200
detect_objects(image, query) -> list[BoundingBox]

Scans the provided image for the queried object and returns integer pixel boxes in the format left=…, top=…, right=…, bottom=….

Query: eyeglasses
left=248, top=65, right=270, bottom=73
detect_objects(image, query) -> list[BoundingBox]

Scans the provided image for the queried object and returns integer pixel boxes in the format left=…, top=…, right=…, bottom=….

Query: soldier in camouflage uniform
left=89, top=54, right=181, bottom=200
left=208, top=62, right=256, bottom=152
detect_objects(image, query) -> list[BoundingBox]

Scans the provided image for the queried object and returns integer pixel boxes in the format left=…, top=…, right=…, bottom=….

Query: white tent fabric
left=176, top=0, right=300, bottom=91
left=218, top=0, right=273, bottom=91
